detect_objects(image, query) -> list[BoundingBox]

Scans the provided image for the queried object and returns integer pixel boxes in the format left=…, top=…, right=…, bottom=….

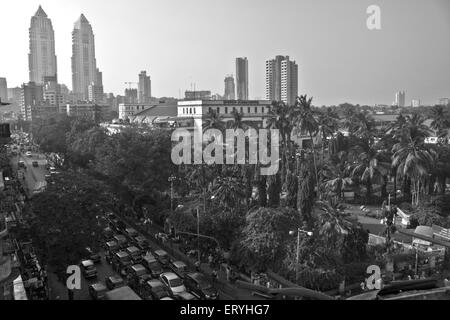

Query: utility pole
left=197, top=207, right=200, bottom=265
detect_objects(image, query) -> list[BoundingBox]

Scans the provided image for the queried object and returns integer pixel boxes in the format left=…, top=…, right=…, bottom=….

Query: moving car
left=113, top=234, right=128, bottom=249
left=184, top=272, right=218, bottom=300
left=142, top=254, right=163, bottom=278
left=159, top=272, right=186, bottom=297
left=105, top=276, right=125, bottom=290
left=133, top=235, right=149, bottom=250
left=169, top=260, right=189, bottom=279
left=80, top=260, right=97, bottom=279
left=126, top=246, right=142, bottom=263
left=104, top=286, right=142, bottom=300
left=125, top=227, right=138, bottom=239
left=85, top=247, right=101, bottom=263
left=88, top=282, right=108, bottom=300
left=18, top=161, right=25, bottom=168
left=26, top=151, right=32, bottom=157
left=154, top=249, right=170, bottom=267
left=175, top=291, right=198, bottom=300
left=112, top=251, right=132, bottom=275
left=128, top=264, right=151, bottom=290
left=141, top=279, right=170, bottom=300
left=32, top=160, right=38, bottom=167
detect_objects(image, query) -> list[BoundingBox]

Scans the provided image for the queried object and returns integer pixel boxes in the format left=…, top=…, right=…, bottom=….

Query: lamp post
left=289, top=228, right=313, bottom=281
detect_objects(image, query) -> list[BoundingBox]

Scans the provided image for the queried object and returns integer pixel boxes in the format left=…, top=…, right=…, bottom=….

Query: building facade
left=71, top=14, right=101, bottom=102
left=118, top=103, right=154, bottom=120
left=395, top=91, right=406, bottom=107
left=0, top=78, right=7, bottom=103
left=138, top=71, right=151, bottom=103
left=20, top=82, right=44, bottom=121
left=185, top=90, right=211, bottom=100
left=28, top=6, right=58, bottom=85
left=265, top=55, right=298, bottom=105
left=125, top=88, right=138, bottom=104
left=66, top=103, right=111, bottom=122
left=236, top=57, right=248, bottom=100
left=439, top=98, right=449, bottom=106
left=224, top=76, right=235, bottom=100
left=411, top=99, right=421, bottom=108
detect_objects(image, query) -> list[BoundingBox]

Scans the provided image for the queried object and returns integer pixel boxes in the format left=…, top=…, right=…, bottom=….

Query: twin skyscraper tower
left=28, top=6, right=102, bottom=102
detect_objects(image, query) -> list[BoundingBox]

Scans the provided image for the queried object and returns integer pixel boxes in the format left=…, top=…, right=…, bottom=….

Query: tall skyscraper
left=395, top=91, right=406, bottom=107
left=0, top=78, right=7, bottom=102
left=236, top=57, right=248, bottom=100
left=265, top=55, right=298, bottom=105
left=138, top=71, right=151, bottom=103
left=224, top=75, right=235, bottom=100
left=71, top=14, right=101, bottom=102
left=28, top=6, right=58, bottom=84
left=125, top=88, right=138, bottom=104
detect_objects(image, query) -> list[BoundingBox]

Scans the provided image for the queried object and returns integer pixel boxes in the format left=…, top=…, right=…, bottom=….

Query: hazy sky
left=1, top=0, right=449, bottom=106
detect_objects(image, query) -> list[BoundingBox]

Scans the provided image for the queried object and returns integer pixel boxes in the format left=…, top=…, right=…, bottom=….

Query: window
left=254, top=107, right=258, bottom=113
left=190, top=108, right=192, bottom=114
left=240, top=107, right=243, bottom=113
left=216, top=107, right=220, bottom=114
left=248, top=107, right=250, bottom=113
left=225, top=107, right=228, bottom=114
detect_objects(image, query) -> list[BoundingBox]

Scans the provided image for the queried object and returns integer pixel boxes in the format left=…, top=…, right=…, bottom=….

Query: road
left=15, top=149, right=261, bottom=300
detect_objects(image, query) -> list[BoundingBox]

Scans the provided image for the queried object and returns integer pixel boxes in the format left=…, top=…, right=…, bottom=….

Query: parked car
left=142, top=254, right=163, bottom=278
left=18, top=160, right=25, bottom=168
left=160, top=272, right=186, bottom=297
left=141, top=279, right=170, bottom=300
left=105, top=275, right=125, bottom=290
left=184, top=272, right=218, bottom=300
left=154, top=249, right=170, bottom=267
left=32, top=160, right=38, bottom=167
left=88, top=282, right=108, bottom=300
left=169, top=260, right=189, bottom=279
left=80, top=260, right=97, bottom=279
left=26, top=151, right=32, bottom=157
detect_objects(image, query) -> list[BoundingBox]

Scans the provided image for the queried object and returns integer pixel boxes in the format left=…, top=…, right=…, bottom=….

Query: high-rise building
left=138, top=71, right=151, bottom=103
left=185, top=90, right=211, bottom=100
left=71, top=14, right=101, bottom=102
left=439, top=98, right=449, bottom=106
left=0, top=78, right=7, bottom=102
left=395, top=91, right=406, bottom=107
left=43, top=76, right=63, bottom=111
left=7, top=87, right=21, bottom=105
left=28, top=6, right=58, bottom=84
left=411, top=99, right=421, bottom=108
left=88, top=83, right=104, bottom=104
left=265, top=55, right=298, bottom=105
left=125, top=88, right=138, bottom=104
left=224, top=75, right=235, bottom=100
left=20, top=82, right=46, bottom=121
left=236, top=57, right=248, bottom=100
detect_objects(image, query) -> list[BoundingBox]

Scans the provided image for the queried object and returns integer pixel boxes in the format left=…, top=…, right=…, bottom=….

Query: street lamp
left=289, top=228, right=313, bottom=282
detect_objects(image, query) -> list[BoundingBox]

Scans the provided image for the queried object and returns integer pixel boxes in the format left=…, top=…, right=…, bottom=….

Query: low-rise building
left=66, top=103, right=112, bottom=122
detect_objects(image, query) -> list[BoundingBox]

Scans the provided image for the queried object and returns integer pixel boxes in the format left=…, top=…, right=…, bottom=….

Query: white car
left=159, top=272, right=186, bottom=297
left=26, top=151, right=32, bottom=157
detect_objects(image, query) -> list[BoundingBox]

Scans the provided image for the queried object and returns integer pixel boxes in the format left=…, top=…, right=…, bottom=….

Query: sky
left=0, top=0, right=449, bottom=106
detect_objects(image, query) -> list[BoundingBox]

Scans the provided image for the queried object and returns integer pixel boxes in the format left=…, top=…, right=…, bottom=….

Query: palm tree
left=430, top=105, right=449, bottom=138
left=204, top=109, right=225, bottom=132
left=321, top=151, right=352, bottom=201
left=392, top=115, right=435, bottom=206
left=293, top=95, right=320, bottom=197
left=349, top=138, right=391, bottom=201
left=210, top=175, right=247, bottom=211
left=317, top=108, right=339, bottom=162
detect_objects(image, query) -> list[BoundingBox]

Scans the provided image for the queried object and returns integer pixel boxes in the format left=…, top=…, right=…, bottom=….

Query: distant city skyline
left=0, top=0, right=449, bottom=106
